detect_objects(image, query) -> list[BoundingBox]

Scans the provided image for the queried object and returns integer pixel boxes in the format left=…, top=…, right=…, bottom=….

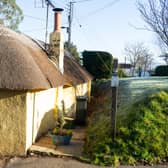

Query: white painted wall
left=26, top=92, right=34, bottom=151
left=25, top=82, right=91, bottom=151
left=76, top=82, right=89, bottom=97
left=26, top=87, right=63, bottom=148
left=63, top=86, right=76, bottom=117
left=63, top=82, right=92, bottom=118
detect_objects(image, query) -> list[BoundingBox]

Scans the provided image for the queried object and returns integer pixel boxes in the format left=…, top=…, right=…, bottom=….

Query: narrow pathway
left=29, top=126, right=86, bottom=158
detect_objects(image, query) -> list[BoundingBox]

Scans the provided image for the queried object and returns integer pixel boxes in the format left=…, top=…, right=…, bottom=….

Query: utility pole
left=45, top=0, right=55, bottom=8
left=45, top=1, right=49, bottom=49
left=67, top=1, right=75, bottom=48
left=44, top=0, right=56, bottom=49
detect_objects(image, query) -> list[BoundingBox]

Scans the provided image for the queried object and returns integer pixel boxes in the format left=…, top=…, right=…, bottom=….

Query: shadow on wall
left=36, top=102, right=76, bottom=141
left=64, top=102, right=76, bottom=118
left=0, top=90, right=26, bottom=99
left=36, top=109, right=56, bottom=140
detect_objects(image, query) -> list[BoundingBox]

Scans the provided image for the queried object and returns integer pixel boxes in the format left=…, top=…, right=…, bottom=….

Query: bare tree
left=124, top=42, right=153, bottom=76
left=137, top=0, right=168, bottom=48
left=159, top=53, right=168, bottom=64
left=140, top=52, right=154, bottom=76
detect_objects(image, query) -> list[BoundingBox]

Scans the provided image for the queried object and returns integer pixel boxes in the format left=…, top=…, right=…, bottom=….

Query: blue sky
left=16, top=0, right=164, bottom=65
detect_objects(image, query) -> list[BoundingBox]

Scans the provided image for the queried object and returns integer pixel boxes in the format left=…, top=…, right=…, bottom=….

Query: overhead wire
left=71, top=0, right=121, bottom=71
left=22, top=27, right=52, bottom=33
left=73, top=23, right=112, bottom=72
left=24, top=14, right=46, bottom=21
left=81, top=0, right=120, bottom=20
left=56, top=0, right=118, bottom=71
left=75, top=0, right=96, bottom=3
left=28, top=0, right=117, bottom=71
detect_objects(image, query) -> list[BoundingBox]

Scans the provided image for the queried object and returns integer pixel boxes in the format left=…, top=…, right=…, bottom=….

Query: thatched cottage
left=0, top=8, right=92, bottom=155
left=0, top=25, right=67, bottom=155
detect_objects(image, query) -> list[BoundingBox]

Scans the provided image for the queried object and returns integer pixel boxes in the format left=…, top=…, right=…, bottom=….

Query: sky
left=16, top=0, right=165, bottom=65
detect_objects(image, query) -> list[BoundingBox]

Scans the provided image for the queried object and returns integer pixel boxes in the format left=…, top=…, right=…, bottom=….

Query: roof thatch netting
left=64, top=51, right=93, bottom=86
left=0, top=26, right=65, bottom=90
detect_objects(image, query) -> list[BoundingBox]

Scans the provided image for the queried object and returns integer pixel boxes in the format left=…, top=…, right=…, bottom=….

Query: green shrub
left=118, top=69, right=127, bottom=78
left=82, top=50, right=113, bottom=79
left=84, top=91, right=168, bottom=166
left=155, top=65, right=168, bottom=76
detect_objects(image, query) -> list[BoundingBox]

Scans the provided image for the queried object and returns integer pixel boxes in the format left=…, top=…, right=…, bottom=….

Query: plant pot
left=51, top=134, right=72, bottom=145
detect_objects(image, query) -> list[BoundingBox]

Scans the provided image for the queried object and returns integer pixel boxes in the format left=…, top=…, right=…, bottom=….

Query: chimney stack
left=50, top=8, right=64, bottom=74
left=53, top=8, right=64, bottom=32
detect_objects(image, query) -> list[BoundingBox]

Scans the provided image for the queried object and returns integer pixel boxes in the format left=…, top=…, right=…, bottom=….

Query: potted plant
left=51, top=127, right=73, bottom=145
left=50, top=104, right=73, bottom=145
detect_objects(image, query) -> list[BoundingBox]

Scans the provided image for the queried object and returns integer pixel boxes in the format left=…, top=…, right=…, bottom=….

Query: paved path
left=30, top=126, right=85, bottom=157
left=4, top=157, right=168, bottom=168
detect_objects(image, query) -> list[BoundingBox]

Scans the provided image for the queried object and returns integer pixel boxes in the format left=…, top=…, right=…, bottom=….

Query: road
left=1, top=157, right=168, bottom=168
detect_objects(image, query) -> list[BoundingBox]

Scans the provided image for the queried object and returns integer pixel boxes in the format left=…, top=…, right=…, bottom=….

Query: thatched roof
left=36, top=41, right=93, bottom=86
left=0, top=26, right=65, bottom=90
left=64, top=51, right=93, bottom=86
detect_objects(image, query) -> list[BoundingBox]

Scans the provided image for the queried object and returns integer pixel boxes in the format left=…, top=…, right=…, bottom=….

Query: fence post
left=111, top=59, right=119, bottom=140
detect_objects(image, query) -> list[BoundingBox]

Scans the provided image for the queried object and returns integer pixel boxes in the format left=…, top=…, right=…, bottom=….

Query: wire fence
left=117, top=77, right=168, bottom=119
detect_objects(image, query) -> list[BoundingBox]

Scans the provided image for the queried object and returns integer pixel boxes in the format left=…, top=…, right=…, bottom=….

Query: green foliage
left=0, top=0, right=23, bottom=30
left=64, top=41, right=80, bottom=62
left=155, top=65, right=168, bottom=76
left=118, top=69, right=127, bottom=78
left=84, top=90, right=168, bottom=166
left=52, top=128, right=72, bottom=136
left=82, top=50, right=113, bottom=79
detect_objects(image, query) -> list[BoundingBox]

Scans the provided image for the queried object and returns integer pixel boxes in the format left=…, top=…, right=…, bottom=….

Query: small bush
left=84, top=91, right=168, bottom=166
left=155, top=65, right=168, bottom=76
left=118, top=69, right=127, bottom=78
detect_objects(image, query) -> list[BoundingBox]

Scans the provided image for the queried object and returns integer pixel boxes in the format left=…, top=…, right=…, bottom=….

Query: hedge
left=155, top=65, right=168, bottom=76
left=82, top=51, right=113, bottom=79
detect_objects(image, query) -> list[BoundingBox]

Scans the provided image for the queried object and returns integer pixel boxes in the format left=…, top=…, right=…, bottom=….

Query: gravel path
left=3, top=157, right=168, bottom=168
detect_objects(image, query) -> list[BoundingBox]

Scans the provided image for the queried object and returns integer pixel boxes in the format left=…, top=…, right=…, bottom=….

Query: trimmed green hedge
left=82, top=51, right=113, bottom=79
left=155, top=65, right=168, bottom=76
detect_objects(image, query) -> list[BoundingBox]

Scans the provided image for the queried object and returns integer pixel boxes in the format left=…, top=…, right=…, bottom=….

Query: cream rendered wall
left=63, top=86, right=76, bottom=118
left=26, top=87, right=63, bottom=145
left=76, top=82, right=89, bottom=97
left=0, top=91, right=27, bottom=155
left=57, top=86, right=64, bottom=121
left=63, top=81, right=92, bottom=118
left=0, top=87, right=64, bottom=155
left=50, top=31, right=64, bottom=74
left=32, top=88, right=56, bottom=142
left=25, top=92, right=34, bottom=151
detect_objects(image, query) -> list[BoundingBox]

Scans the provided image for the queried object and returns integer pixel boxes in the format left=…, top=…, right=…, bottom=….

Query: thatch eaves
left=0, top=26, right=65, bottom=90
left=64, top=51, right=93, bottom=86
left=36, top=41, right=93, bottom=86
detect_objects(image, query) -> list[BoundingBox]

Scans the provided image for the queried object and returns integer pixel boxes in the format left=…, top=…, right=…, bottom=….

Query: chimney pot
left=53, top=8, right=64, bottom=32
left=53, top=8, right=64, bottom=12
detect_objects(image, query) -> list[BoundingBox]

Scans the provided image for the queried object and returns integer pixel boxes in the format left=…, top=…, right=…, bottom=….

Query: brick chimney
left=49, top=8, right=64, bottom=74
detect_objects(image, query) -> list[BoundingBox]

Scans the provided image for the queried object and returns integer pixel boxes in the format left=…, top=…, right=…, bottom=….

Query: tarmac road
left=3, top=157, right=168, bottom=168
